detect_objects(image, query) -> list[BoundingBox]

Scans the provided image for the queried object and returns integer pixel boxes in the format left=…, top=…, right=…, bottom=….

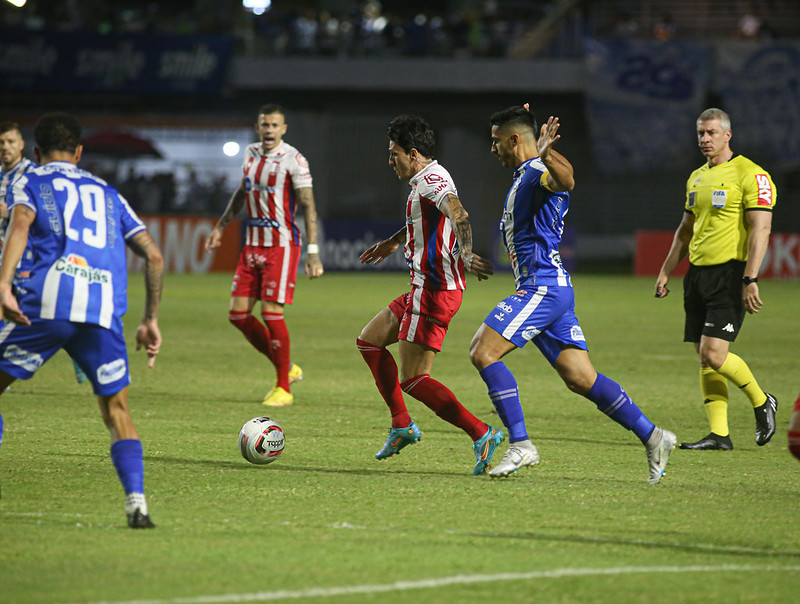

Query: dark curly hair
left=387, top=115, right=436, bottom=158
left=34, top=112, right=82, bottom=155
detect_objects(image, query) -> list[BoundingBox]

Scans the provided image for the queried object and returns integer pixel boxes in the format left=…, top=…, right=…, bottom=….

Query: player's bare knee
left=469, top=342, right=492, bottom=370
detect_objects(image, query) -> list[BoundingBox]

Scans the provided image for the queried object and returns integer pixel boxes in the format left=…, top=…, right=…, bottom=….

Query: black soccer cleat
left=679, top=433, right=733, bottom=450
left=127, top=509, right=156, bottom=529
left=754, top=393, right=778, bottom=446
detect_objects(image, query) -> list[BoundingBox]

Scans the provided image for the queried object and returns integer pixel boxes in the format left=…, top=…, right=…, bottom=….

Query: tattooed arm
left=295, top=186, right=324, bottom=278
left=440, top=193, right=493, bottom=281
left=127, top=230, right=164, bottom=367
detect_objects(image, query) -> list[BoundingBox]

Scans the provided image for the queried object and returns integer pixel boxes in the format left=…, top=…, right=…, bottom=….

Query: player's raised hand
left=360, top=238, right=400, bottom=265
left=462, top=252, right=494, bottom=281
left=136, top=319, right=162, bottom=368
left=537, top=116, right=562, bottom=159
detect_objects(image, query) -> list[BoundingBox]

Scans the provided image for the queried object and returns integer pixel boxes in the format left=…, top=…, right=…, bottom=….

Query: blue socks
left=110, top=439, right=145, bottom=495
left=480, top=364, right=655, bottom=445
left=479, top=362, right=529, bottom=442
left=586, top=373, right=655, bottom=443
left=0, top=411, right=4, bottom=449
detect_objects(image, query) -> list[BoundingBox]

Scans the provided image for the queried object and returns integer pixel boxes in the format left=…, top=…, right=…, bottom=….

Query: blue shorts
left=0, top=318, right=130, bottom=396
left=483, top=284, right=588, bottom=365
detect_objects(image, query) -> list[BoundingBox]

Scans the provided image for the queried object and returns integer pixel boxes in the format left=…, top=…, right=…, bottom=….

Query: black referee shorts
left=683, top=260, right=746, bottom=343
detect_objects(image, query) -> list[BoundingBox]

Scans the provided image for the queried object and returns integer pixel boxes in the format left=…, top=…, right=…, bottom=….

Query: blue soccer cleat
left=375, top=421, right=422, bottom=459
left=473, top=426, right=504, bottom=475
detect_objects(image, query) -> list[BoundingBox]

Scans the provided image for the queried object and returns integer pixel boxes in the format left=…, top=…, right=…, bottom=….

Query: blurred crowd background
left=2, top=0, right=799, bottom=269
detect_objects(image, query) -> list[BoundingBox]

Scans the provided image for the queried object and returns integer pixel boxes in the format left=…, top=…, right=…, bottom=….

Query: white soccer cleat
left=488, top=443, right=540, bottom=477
left=646, top=428, right=677, bottom=484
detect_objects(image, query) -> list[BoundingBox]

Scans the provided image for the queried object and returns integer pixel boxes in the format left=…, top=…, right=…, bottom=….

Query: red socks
left=357, top=338, right=410, bottom=428
left=262, top=313, right=291, bottom=390
left=400, top=374, right=486, bottom=441
left=228, top=311, right=291, bottom=390
left=229, top=312, right=273, bottom=359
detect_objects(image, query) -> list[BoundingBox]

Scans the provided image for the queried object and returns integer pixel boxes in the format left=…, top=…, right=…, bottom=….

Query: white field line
left=85, top=564, right=800, bottom=604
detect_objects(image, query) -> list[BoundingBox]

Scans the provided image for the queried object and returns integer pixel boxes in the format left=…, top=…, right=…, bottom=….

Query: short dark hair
left=0, top=121, right=22, bottom=137
left=489, top=106, right=538, bottom=136
left=387, top=115, right=436, bottom=158
left=34, top=112, right=82, bottom=155
left=258, top=104, right=285, bottom=117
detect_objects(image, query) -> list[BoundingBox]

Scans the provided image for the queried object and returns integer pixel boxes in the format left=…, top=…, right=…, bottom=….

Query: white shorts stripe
left=277, top=247, right=291, bottom=303
left=502, top=286, right=547, bottom=341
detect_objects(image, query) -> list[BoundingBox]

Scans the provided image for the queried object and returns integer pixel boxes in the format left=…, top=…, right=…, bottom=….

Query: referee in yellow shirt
left=655, top=107, right=777, bottom=450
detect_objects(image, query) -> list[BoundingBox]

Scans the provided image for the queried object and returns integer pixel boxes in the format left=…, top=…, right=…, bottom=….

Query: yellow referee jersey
left=685, top=155, right=776, bottom=266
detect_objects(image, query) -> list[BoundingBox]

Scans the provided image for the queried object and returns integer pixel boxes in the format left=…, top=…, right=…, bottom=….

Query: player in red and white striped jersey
left=357, top=115, right=503, bottom=475
left=205, top=105, right=323, bottom=407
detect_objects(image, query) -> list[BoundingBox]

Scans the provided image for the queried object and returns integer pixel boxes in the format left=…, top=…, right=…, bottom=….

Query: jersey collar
left=409, top=159, right=439, bottom=186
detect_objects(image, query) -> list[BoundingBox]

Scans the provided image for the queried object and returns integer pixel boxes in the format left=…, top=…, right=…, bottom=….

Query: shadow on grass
left=145, top=455, right=476, bottom=478
left=463, top=530, right=800, bottom=559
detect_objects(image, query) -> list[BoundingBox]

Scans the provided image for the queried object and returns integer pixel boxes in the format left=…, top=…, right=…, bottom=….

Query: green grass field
left=1, top=272, right=799, bottom=603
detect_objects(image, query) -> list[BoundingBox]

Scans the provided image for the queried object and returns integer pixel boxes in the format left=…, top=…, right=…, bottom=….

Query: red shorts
left=232, top=245, right=300, bottom=304
left=388, top=287, right=463, bottom=352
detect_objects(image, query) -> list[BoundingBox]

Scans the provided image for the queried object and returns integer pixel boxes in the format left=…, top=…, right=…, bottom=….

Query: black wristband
left=742, top=276, right=758, bottom=285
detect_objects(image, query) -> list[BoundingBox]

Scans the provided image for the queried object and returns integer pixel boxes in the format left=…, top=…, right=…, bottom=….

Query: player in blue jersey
left=0, top=113, right=164, bottom=528
left=469, top=105, right=676, bottom=483
left=0, top=121, right=88, bottom=385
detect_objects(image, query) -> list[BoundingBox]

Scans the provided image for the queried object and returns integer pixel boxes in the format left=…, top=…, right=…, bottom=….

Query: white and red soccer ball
left=238, top=417, right=285, bottom=465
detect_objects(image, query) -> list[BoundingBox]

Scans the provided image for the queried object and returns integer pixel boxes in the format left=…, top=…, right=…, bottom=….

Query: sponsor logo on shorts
left=496, top=301, right=514, bottom=313
left=4, top=345, right=44, bottom=372
left=722, top=323, right=735, bottom=333
left=522, top=327, right=540, bottom=340
left=97, top=358, right=127, bottom=385
left=704, top=321, right=714, bottom=328
left=493, top=312, right=505, bottom=322
left=755, top=174, right=773, bottom=207
left=570, top=325, right=586, bottom=342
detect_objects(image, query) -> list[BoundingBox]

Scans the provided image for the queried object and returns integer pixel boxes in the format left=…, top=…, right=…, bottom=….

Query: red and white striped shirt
left=405, top=161, right=466, bottom=291
left=241, top=141, right=312, bottom=247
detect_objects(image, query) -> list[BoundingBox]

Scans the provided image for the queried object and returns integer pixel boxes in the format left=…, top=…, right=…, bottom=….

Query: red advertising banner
left=635, top=230, right=800, bottom=279
left=127, top=215, right=241, bottom=273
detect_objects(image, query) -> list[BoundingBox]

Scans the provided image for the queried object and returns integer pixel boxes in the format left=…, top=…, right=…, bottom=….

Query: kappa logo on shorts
left=4, top=344, right=44, bottom=372
left=97, top=359, right=127, bottom=385
left=570, top=325, right=586, bottom=342
left=722, top=323, right=735, bottom=333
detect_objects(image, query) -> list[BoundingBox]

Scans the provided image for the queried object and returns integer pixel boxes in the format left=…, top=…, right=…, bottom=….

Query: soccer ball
left=238, top=417, right=285, bottom=465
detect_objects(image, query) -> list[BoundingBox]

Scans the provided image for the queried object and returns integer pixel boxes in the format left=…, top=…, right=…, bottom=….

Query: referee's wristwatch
left=742, top=276, right=758, bottom=285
